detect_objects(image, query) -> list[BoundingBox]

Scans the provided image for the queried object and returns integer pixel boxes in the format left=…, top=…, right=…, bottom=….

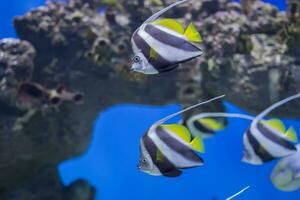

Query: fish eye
left=142, top=158, right=147, bottom=163
left=132, top=55, right=141, bottom=63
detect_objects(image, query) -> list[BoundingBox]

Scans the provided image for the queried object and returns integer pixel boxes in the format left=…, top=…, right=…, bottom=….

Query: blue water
left=59, top=103, right=300, bottom=200
left=2, top=0, right=300, bottom=200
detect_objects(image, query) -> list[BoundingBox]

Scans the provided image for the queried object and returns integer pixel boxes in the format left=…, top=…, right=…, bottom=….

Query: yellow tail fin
left=190, top=136, right=205, bottom=153
left=285, top=127, right=298, bottom=143
left=184, top=23, right=202, bottom=43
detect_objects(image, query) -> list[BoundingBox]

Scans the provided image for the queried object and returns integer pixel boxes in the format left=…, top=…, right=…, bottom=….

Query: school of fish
left=128, top=0, right=300, bottom=196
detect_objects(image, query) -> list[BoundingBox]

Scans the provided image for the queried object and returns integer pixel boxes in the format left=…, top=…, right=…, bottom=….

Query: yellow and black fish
left=131, top=0, right=203, bottom=74
left=242, top=93, right=300, bottom=165
left=138, top=95, right=224, bottom=177
left=183, top=114, right=227, bottom=138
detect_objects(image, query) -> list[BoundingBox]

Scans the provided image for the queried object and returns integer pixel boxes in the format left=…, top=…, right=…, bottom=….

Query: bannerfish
left=271, top=144, right=300, bottom=192
left=131, top=0, right=203, bottom=74
left=242, top=93, right=300, bottom=165
left=179, top=109, right=298, bottom=165
left=138, top=95, right=225, bottom=177
left=182, top=114, right=227, bottom=139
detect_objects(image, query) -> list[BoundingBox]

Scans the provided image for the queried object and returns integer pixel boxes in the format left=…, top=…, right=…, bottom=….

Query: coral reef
left=0, top=0, right=299, bottom=199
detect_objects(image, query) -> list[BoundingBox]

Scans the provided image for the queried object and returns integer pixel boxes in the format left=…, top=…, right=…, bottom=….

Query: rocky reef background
left=0, top=0, right=300, bottom=199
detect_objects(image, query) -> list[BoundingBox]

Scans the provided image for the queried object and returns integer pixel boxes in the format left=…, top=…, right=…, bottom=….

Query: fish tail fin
left=285, top=127, right=298, bottom=143
left=184, top=23, right=202, bottom=43
left=190, top=136, right=205, bottom=153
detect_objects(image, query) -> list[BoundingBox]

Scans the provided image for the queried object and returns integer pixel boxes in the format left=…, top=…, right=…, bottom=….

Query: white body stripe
left=137, top=27, right=201, bottom=63
left=148, top=129, right=201, bottom=168
left=250, top=125, right=295, bottom=157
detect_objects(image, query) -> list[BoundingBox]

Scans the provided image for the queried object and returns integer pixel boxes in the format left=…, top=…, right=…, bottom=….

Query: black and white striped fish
left=131, top=0, right=203, bottom=74
left=242, top=93, right=300, bottom=165
left=138, top=95, right=225, bottom=177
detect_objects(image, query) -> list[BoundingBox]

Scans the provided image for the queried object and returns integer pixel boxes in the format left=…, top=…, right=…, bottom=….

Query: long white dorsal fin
left=252, top=93, right=300, bottom=128
left=151, top=95, right=225, bottom=129
left=188, top=112, right=254, bottom=124
left=143, top=0, right=190, bottom=24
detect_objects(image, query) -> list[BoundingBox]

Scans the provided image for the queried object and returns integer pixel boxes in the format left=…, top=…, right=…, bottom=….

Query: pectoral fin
left=156, top=149, right=165, bottom=162
left=150, top=47, right=159, bottom=61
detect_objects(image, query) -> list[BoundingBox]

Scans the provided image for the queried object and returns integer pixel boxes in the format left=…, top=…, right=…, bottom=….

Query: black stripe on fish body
left=246, top=129, right=275, bottom=163
left=257, top=123, right=297, bottom=152
left=193, top=120, right=215, bottom=135
left=155, top=126, right=204, bottom=167
left=145, top=24, right=202, bottom=52
left=132, top=32, right=179, bottom=72
left=142, top=134, right=182, bottom=177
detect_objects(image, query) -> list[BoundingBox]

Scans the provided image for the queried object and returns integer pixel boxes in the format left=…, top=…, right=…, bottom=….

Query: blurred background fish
left=271, top=144, right=300, bottom=192
left=242, top=93, right=300, bottom=165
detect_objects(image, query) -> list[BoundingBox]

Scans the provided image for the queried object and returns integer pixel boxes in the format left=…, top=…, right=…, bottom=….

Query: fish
left=242, top=93, right=300, bottom=165
left=18, top=82, right=84, bottom=107
left=177, top=100, right=298, bottom=165
left=131, top=0, right=203, bottom=74
left=182, top=114, right=227, bottom=138
left=138, top=95, right=225, bottom=177
left=271, top=144, right=300, bottom=192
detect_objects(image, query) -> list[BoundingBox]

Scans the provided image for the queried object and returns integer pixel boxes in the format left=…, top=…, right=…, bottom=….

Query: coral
left=0, top=0, right=300, bottom=199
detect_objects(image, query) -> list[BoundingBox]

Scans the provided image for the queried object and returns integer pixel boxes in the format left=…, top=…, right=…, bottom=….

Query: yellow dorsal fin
left=152, top=19, right=184, bottom=34
left=190, top=136, right=205, bottom=153
left=285, top=127, right=298, bottom=142
left=197, top=118, right=225, bottom=131
left=263, top=119, right=286, bottom=133
left=161, top=124, right=191, bottom=142
left=156, top=149, right=165, bottom=162
left=184, top=23, right=202, bottom=43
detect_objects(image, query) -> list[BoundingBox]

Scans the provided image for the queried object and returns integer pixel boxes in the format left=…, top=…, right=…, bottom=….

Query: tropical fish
left=182, top=110, right=298, bottom=165
left=138, top=95, right=224, bottom=177
left=271, top=144, right=300, bottom=192
left=131, top=0, right=203, bottom=74
left=18, top=82, right=84, bottom=107
left=242, top=93, right=300, bottom=165
left=183, top=114, right=227, bottom=138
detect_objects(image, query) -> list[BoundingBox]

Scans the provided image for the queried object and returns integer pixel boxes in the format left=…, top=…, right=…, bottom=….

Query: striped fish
left=271, top=144, right=300, bottom=192
left=138, top=95, right=225, bottom=177
left=183, top=115, right=227, bottom=138
left=242, top=93, right=300, bottom=165
left=131, top=0, right=203, bottom=74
